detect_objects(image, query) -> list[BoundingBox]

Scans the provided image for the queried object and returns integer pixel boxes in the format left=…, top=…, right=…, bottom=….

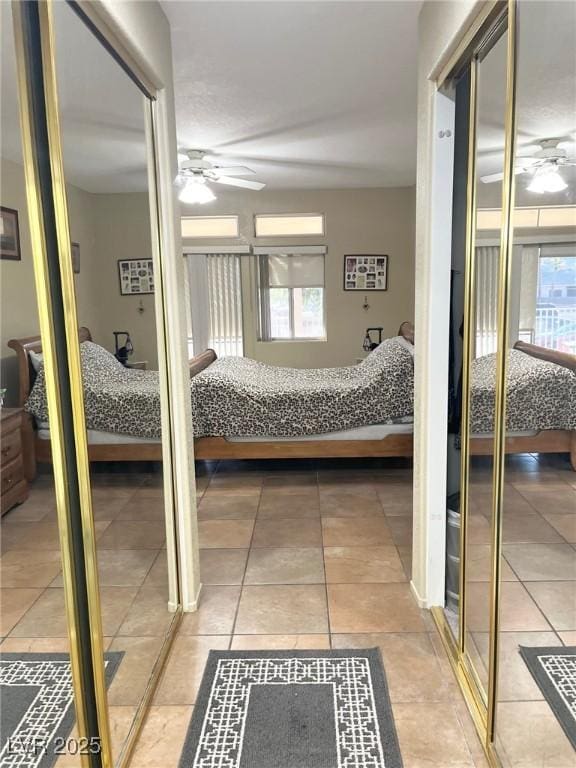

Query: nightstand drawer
left=1, top=457, right=24, bottom=495
left=1, top=426, right=22, bottom=468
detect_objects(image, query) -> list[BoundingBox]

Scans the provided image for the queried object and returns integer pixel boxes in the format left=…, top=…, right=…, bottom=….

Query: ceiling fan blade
left=212, top=175, right=266, bottom=190
left=211, top=166, right=255, bottom=177
left=480, top=166, right=534, bottom=184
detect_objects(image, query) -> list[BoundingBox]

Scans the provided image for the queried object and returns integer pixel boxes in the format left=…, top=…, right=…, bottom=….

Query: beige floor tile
left=199, top=549, right=248, bottom=585
left=525, top=581, right=576, bottom=631
left=154, top=635, right=229, bottom=705
left=0, top=636, right=71, bottom=652
left=502, top=513, right=564, bottom=544
left=143, top=551, right=169, bottom=586
left=0, top=549, right=62, bottom=588
left=180, top=586, right=241, bottom=635
left=0, top=588, right=43, bottom=635
left=451, top=698, right=491, bottom=768
left=207, top=474, right=263, bottom=494
left=252, top=518, right=322, bottom=548
left=472, top=631, right=559, bottom=701
left=90, top=496, right=132, bottom=522
left=129, top=706, right=193, bottom=768
left=324, top=546, right=406, bottom=583
left=377, top=487, right=413, bottom=516
left=244, top=547, right=324, bottom=585
left=328, top=584, right=427, bottom=633
left=117, top=586, right=174, bottom=637
left=465, top=582, right=550, bottom=632
left=333, top=632, right=453, bottom=702
left=107, top=635, right=165, bottom=705
left=559, top=630, right=576, bottom=645
left=467, top=546, right=517, bottom=582
left=319, top=490, right=383, bottom=518
left=393, top=702, right=475, bottom=767
left=518, top=488, right=576, bottom=516
left=198, top=520, right=254, bottom=549
left=496, top=701, right=576, bottom=768
left=466, top=514, right=492, bottom=546
left=1, top=522, right=107, bottom=551
left=262, top=474, right=317, bottom=494
left=235, top=585, right=328, bottom=634
left=230, top=634, right=331, bottom=650
left=322, top=517, right=392, bottom=547
left=2, top=492, right=55, bottom=521
left=503, top=542, right=576, bottom=581
left=96, top=521, right=166, bottom=549
left=257, top=491, right=320, bottom=519
left=386, top=517, right=413, bottom=546
left=197, top=494, right=259, bottom=520
left=54, top=705, right=136, bottom=768
left=115, top=496, right=166, bottom=521
left=397, top=546, right=412, bottom=579
left=542, top=513, right=576, bottom=543
left=51, top=549, right=158, bottom=588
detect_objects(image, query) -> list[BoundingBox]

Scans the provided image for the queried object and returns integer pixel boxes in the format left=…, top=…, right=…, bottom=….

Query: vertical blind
left=186, top=253, right=244, bottom=357
left=475, top=245, right=500, bottom=356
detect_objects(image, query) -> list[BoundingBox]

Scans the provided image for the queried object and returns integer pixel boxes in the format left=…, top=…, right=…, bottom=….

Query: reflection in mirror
left=463, top=28, right=508, bottom=701
left=494, top=2, right=576, bottom=764
left=1, top=0, right=78, bottom=750
left=6, top=3, right=174, bottom=763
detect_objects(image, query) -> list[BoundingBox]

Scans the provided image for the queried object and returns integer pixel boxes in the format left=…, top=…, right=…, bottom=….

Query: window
left=181, top=215, right=239, bottom=239
left=254, top=213, right=324, bottom=237
left=186, top=252, right=244, bottom=356
left=535, top=244, right=576, bottom=352
left=256, top=247, right=326, bottom=340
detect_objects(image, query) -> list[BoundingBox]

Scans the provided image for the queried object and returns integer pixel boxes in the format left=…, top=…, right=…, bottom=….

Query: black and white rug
left=520, top=646, right=576, bottom=750
left=0, top=652, right=123, bottom=768
left=179, top=649, right=403, bottom=768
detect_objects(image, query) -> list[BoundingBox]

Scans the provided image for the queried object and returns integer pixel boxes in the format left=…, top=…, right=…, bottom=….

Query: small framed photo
left=71, top=242, right=80, bottom=274
left=118, top=258, right=154, bottom=295
left=0, top=206, right=21, bottom=261
left=344, top=255, right=388, bottom=290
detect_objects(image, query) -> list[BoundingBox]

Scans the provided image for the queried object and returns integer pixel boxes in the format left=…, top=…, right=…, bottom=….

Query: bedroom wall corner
left=412, top=0, right=484, bottom=608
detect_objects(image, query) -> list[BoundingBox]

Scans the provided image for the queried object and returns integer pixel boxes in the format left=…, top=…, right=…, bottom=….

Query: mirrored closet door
left=6, top=1, right=184, bottom=765
left=435, top=1, right=576, bottom=765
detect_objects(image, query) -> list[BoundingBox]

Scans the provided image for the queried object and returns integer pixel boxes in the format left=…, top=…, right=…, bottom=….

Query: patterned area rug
left=0, top=652, right=123, bottom=768
left=179, top=649, right=403, bottom=768
left=520, top=646, right=576, bottom=750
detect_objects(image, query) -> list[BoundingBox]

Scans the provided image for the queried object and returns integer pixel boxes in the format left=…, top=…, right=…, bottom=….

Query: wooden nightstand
left=1, top=407, right=29, bottom=516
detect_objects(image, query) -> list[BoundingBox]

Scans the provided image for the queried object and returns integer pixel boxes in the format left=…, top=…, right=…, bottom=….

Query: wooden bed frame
left=7, top=327, right=575, bottom=479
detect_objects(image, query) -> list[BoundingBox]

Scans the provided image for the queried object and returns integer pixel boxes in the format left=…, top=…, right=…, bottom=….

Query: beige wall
left=183, top=186, right=416, bottom=368
left=0, top=157, right=157, bottom=407
left=0, top=157, right=99, bottom=405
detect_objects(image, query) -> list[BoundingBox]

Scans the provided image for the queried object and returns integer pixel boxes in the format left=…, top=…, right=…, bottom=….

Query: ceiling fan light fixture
left=178, top=176, right=216, bottom=205
left=527, top=166, right=568, bottom=194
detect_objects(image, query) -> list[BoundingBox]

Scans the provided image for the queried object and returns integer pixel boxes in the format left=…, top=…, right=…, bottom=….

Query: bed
left=8, top=326, right=576, bottom=479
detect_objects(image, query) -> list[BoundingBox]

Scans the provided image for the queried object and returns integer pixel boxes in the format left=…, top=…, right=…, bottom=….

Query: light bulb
left=178, top=177, right=216, bottom=204
left=527, top=166, right=568, bottom=194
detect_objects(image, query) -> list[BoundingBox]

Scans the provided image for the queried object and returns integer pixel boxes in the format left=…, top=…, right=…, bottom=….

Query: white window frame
left=254, top=245, right=327, bottom=342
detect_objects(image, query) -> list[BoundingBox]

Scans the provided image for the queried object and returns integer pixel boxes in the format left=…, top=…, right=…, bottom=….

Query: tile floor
left=450, top=452, right=576, bottom=768
left=2, top=454, right=574, bottom=767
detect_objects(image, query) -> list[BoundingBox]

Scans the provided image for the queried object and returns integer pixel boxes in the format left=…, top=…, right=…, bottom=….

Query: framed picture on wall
left=118, top=258, right=155, bottom=295
left=343, top=254, right=388, bottom=291
left=0, top=206, right=21, bottom=261
left=71, top=242, right=80, bottom=274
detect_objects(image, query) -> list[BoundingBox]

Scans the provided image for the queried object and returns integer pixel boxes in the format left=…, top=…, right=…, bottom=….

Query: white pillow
left=29, top=350, right=44, bottom=372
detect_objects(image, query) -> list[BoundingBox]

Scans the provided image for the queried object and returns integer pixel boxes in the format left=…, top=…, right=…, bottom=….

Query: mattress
left=36, top=423, right=160, bottom=445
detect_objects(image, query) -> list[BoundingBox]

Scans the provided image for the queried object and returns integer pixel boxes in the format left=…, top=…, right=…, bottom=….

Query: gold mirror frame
left=11, top=2, right=186, bottom=766
left=430, top=1, right=518, bottom=765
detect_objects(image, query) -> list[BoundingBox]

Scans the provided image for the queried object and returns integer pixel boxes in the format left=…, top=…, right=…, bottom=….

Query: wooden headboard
left=189, top=349, right=217, bottom=378
left=514, top=341, right=576, bottom=373
left=7, top=327, right=92, bottom=407
left=398, top=321, right=414, bottom=345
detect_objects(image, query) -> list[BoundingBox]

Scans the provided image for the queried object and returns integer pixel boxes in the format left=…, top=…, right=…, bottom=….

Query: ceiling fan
left=480, top=138, right=575, bottom=193
left=177, top=149, right=266, bottom=204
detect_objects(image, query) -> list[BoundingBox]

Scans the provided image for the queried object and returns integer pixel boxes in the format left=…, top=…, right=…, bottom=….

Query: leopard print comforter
left=470, top=349, right=576, bottom=433
left=25, top=339, right=414, bottom=439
